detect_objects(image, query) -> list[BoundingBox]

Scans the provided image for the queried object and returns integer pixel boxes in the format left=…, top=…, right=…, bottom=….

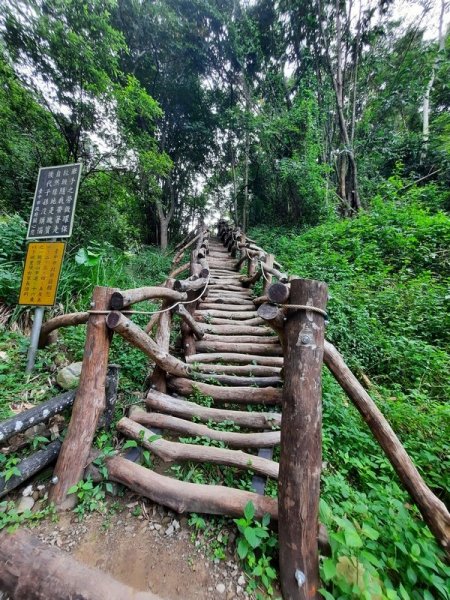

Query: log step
left=129, top=412, right=280, bottom=448
left=119, top=418, right=279, bottom=478
left=186, top=353, right=284, bottom=366
left=195, top=341, right=283, bottom=355
left=145, top=389, right=281, bottom=428
left=200, top=303, right=255, bottom=312
left=168, top=377, right=282, bottom=404
left=194, top=373, right=282, bottom=387
left=192, top=363, right=282, bottom=377
left=196, top=310, right=258, bottom=320
left=203, top=324, right=273, bottom=335
left=202, top=298, right=255, bottom=306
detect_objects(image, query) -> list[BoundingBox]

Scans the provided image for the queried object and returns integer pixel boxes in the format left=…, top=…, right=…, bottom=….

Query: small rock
left=172, top=519, right=180, bottom=531
left=153, top=523, right=162, bottom=531
left=16, top=496, right=35, bottom=514
left=22, top=485, right=33, bottom=497
left=56, top=362, right=83, bottom=390
left=216, top=583, right=226, bottom=594
left=237, top=575, right=246, bottom=586
left=236, top=585, right=243, bottom=595
left=32, top=491, right=40, bottom=501
left=165, top=524, right=174, bottom=536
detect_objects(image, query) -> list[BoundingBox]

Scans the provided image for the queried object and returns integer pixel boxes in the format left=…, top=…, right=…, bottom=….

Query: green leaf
left=244, top=527, right=260, bottom=549
left=319, top=589, right=335, bottom=600
left=344, top=527, right=363, bottom=548
left=322, top=558, right=336, bottom=581
left=67, top=484, right=79, bottom=495
left=244, top=501, right=255, bottom=522
left=123, top=440, right=138, bottom=449
left=362, top=523, right=379, bottom=540
left=237, top=538, right=248, bottom=559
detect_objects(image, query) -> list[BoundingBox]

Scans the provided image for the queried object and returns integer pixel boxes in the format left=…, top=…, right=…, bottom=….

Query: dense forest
left=0, top=1, right=449, bottom=599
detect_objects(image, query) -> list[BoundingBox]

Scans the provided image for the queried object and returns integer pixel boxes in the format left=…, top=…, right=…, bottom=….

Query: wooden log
left=195, top=341, right=283, bottom=356
left=279, top=278, right=328, bottom=600
left=173, top=304, right=205, bottom=339
left=168, top=378, right=282, bottom=404
left=0, top=529, right=160, bottom=600
left=129, top=412, right=280, bottom=448
left=106, top=455, right=279, bottom=520
left=240, top=269, right=262, bottom=288
left=202, top=297, right=254, bottom=306
left=203, top=324, right=273, bottom=335
left=145, top=389, right=281, bottom=428
left=173, top=277, right=208, bottom=292
left=192, top=363, right=282, bottom=377
left=168, top=261, right=190, bottom=279
left=209, top=280, right=248, bottom=289
left=0, top=391, right=75, bottom=444
left=194, top=373, right=282, bottom=387
left=49, top=287, right=114, bottom=509
left=268, top=282, right=290, bottom=304
left=118, top=417, right=279, bottom=478
left=200, top=303, right=255, bottom=311
left=324, top=341, right=450, bottom=555
left=201, top=317, right=265, bottom=326
left=98, top=364, right=120, bottom=429
left=151, top=279, right=175, bottom=393
left=110, top=286, right=186, bottom=310
left=106, top=312, right=190, bottom=378
left=181, top=289, right=203, bottom=356
left=0, top=441, right=62, bottom=498
left=38, top=312, right=89, bottom=348
left=262, top=254, right=274, bottom=295
left=186, top=353, right=283, bottom=366
left=253, top=295, right=269, bottom=306
left=257, top=303, right=287, bottom=345
left=262, top=264, right=289, bottom=283
left=196, top=310, right=258, bottom=320
left=203, top=334, right=278, bottom=344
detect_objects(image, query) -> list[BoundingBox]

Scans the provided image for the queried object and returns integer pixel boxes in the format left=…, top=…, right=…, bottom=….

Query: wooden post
left=49, top=286, right=114, bottom=509
left=151, top=279, right=175, bottom=393
left=262, top=254, right=274, bottom=295
left=278, top=278, right=328, bottom=600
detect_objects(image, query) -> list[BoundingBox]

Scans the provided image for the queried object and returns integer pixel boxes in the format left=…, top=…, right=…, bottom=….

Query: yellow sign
left=19, top=242, right=65, bottom=306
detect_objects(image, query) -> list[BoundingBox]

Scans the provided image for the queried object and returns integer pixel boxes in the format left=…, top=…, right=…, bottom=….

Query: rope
left=88, top=275, right=211, bottom=317
left=278, top=304, right=328, bottom=319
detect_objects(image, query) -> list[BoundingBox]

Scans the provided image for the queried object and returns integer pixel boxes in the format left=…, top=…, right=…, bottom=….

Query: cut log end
left=109, top=291, right=124, bottom=310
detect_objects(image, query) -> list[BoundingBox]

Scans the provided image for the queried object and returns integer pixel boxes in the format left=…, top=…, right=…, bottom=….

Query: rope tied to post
left=277, top=303, right=328, bottom=320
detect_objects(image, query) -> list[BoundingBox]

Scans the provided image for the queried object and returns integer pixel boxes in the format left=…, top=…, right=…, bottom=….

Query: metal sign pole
left=25, top=306, right=45, bottom=373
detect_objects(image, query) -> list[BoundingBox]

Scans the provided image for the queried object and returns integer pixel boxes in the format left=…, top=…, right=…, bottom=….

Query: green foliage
left=234, top=502, right=278, bottom=598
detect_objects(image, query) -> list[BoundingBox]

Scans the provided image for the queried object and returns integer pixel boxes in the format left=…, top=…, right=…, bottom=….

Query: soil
left=17, top=488, right=256, bottom=600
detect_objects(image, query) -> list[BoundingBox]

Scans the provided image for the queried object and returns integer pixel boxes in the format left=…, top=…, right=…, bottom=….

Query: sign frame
left=18, top=241, right=66, bottom=307
left=26, top=162, right=82, bottom=240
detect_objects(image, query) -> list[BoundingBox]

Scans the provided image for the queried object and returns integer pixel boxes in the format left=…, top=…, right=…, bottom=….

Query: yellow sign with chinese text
left=19, top=242, right=65, bottom=306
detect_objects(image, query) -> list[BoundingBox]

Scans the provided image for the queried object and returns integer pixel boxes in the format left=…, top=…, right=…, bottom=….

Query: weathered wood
left=38, top=312, right=89, bottom=348
left=107, top=454, right=278, bottom=519
left=168, top=261, right=190, bottom=279
left=174, top=277, right=208, bottom=292
left=278, top=278, right=328, bottom=600
left=203, top=324, right=273, bottom=335
left=168, top=377, right=282, bottom=404
left=324, top=341, right=450, bottom=555
left=144, top=311, right=161, bottom=334
left=200, top=303, right=255, bottom=311
left=196, top=310, right=258, bottom=320
left=196, top=316, right=265, bottom=326
left=240, top=268, right=262, bottom=288
left=106, top=311, right=190, bottom=377
left=186, top=353, right=283, bottom=366
left=0, top=441, right=62, bottom=498
left=0, top=391, right=75, bottom=444
left=181, top=288, right=203, bottom=356
left=98, top=364, right=120, bottom=429
left=0, top=529, right=160, bottom=600
left=202, top=297, right=255, bottom=306
left=151, top=279, right=175, bottom=393
left=262, top=254, right=274, bottom=295
left=257, top=303, right=287, bottom=344
left=268, top=282, right=290, bottom=304
left=202, top=334, right=277, bottom=344
left=194, top=373, right=282, bottom=387
left=50, top=286, right=114, bottom=509
left=145, top=389, right=281, bottom=428
left=110, top=286, right=186, bottom=310
left=195, top=341, right=283, bottom=356
left=262, top=264, right=288, bottom=283
left=193, top=363, right=282, bottom=377
left=253, top=295, right=269, bottom=306
left=118, top=417, right=279, bottom=478
left=174, top=304, right=205, bottom=339
left=129, top=412, right=280, bottom=448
